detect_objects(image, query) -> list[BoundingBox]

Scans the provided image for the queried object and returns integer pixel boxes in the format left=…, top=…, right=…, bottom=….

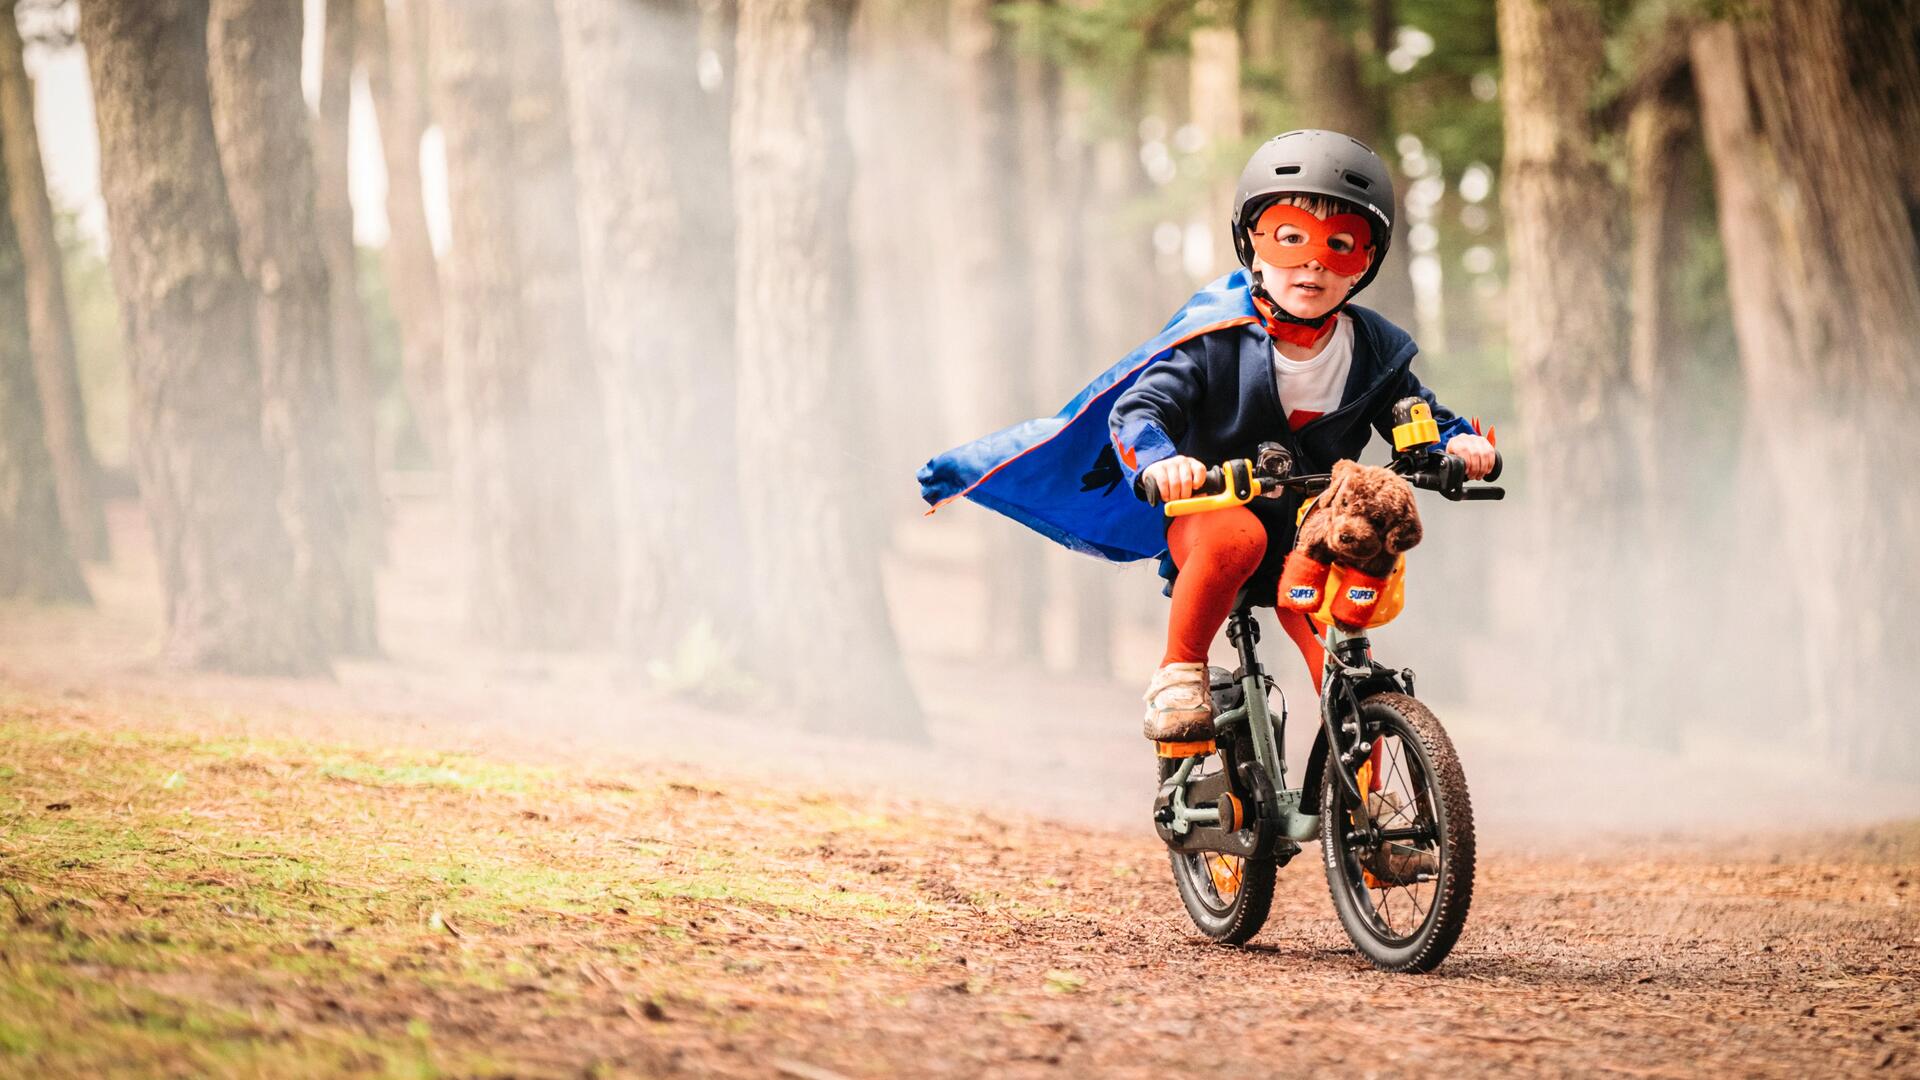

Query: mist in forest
left=1, top=0, right=1916, bottom=836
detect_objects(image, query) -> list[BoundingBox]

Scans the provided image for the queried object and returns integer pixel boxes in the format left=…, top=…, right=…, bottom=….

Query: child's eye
left=1327, top=234, right=1355, bottom=253
left=1277, top=231, right=1306, bottom=245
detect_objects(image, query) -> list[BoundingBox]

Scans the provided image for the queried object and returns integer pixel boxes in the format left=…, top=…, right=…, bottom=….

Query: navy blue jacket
left=1109, top=304, right=1473, bottom=585
left=917, top=272, right=1472, bottom=573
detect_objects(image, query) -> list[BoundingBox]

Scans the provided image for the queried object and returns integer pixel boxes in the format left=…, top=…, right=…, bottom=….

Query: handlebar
left=1138, top=444, right=1504, bottom=514
left=1394, top=448, right=1504, bottom=501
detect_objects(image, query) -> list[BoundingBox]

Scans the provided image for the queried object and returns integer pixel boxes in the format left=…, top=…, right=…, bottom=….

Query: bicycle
left=1140, top=398, right=1503, bottom=972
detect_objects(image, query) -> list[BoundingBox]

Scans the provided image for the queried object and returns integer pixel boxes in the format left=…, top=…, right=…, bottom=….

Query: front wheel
left=1319, top=692, right=1475, bottom=972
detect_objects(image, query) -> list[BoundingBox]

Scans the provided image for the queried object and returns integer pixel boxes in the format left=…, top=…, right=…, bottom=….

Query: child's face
left=1248, top=203, right=1374, bottom=320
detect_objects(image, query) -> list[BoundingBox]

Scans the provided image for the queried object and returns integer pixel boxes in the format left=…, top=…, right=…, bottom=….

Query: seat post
left=1224, top=598, right=1262, bottom=679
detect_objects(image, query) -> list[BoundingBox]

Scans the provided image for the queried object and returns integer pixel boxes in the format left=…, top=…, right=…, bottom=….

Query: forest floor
left=3, top=688, right=1917, bottom=1078
left=2, top=498, right=1918, bottom=1077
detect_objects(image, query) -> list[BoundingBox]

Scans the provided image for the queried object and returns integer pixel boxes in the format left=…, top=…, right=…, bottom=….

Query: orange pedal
left=1154, top=739, right=1216, bottom=759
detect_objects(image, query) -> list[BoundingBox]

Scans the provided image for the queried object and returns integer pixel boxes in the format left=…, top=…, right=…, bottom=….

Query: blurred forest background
left=0, top=0, right=1915, bottom=797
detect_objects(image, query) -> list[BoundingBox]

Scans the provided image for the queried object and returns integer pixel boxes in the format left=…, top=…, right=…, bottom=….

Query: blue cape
left=916, top=270, right=1260, bottom=563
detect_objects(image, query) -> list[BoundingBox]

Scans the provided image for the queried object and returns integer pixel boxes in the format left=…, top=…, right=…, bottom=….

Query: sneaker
left=1363, top=790, right=1438, bottom=884
left=1142, top=661, right=1214, bottom=742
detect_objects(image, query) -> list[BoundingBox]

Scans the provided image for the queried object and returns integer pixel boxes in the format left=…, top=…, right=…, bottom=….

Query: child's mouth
left=1290, top=282, right=1324, bottom=295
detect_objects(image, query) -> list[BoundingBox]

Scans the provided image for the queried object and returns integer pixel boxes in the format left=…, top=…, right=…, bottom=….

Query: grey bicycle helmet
left=1231, top=129, right=1395, bottom=301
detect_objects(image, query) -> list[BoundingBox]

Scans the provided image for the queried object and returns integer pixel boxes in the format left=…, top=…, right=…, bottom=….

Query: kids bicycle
left=1141, top=399, right=1503, bottom=972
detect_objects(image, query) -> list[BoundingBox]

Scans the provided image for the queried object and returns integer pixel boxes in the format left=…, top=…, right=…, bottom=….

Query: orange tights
left=1164, top=505, right=1325, bottom=693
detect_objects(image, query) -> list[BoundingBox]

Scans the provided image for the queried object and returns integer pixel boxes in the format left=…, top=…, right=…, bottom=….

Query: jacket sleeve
left=1109, top=341, right=1208, bottom=488
left=1371, top=361, right=1476, bottom=449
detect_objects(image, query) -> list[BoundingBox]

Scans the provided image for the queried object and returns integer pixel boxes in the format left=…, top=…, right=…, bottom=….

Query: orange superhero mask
left=1246, top=203, right=1374, bottom=278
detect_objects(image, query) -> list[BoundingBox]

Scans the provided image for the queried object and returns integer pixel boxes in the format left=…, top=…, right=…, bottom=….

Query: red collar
left=1253, top=294, right=1337, bottom=349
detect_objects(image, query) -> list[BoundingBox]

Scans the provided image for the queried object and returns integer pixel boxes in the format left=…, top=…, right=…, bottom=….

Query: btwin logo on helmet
left=1287, top=586, right=1319, bottom=603
left=1345, top=586, right=1378, bottom=604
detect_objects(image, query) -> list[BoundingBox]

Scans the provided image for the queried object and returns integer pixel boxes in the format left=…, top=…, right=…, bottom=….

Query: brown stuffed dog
left=1278, top=459, right=1422, bottom=628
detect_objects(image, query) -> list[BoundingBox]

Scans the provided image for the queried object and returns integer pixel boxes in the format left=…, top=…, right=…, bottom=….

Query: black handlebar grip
left=1485, top=451, right=1503, bottom=483
left=1199, top=466, right=1227, bottom=497
left=1462, top=486, right=1505, bottom=501
left=1137, top=473, right=1163, bottom=506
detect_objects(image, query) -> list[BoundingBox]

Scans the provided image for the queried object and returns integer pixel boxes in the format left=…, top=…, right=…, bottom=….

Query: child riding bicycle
left=1115, top=131, right=1493, bottom=744
left=918, top=130, right=1494, bottom=743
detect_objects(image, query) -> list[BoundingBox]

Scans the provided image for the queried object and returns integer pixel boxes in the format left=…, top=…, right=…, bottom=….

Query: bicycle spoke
left=1343, top=727, right=1443, bottom=942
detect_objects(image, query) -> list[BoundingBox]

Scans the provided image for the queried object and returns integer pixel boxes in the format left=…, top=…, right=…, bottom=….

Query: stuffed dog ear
left=1386, top=517, right=1423, bottom=554
left=1384, top=485, right=1423, bottom=553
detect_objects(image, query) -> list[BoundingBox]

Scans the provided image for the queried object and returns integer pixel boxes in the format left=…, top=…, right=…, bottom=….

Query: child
left=916, top=130, right=1492, bottom=742
left=1115, top=130, right=1494, bottom=742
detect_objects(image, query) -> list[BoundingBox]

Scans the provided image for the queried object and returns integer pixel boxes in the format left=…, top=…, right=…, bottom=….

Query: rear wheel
left=1318, top=692, right=1474, bottom=972
left=1159, top=739, right=1277, bottom=945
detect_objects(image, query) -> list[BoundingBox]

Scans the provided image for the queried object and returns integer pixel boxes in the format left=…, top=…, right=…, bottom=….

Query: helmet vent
left=1273, top=164, right=1302, bottom=176
left=1343, top=171, right=1372, bottom=189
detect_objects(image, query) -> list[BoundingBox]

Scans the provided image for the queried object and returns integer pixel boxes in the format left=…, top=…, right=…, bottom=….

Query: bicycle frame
left=1156, top=607, right=1409, bottom=854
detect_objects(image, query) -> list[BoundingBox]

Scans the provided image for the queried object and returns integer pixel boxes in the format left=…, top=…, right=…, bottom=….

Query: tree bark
left=0, top=102, right=86, bottom=602
left=1690, top=3, right=1920, bottom=774
left=1279, top=0, right=1416, bottom=328
left=950, top=0, right=1043, bottom=663
left=313, top=0, right=379, bottom=653
left=1617, top=54, right=1698, bottom=751
left=506, top=0, right=615, bottom=645
left=1024, top=26, right=1111, bottom=677
left=78, top=0, right=322, bottom=674
left=206, top=0, right=371, bottom=657
left=0, top=0, right=106, bottom=561
left=1496, top=0, right=1636, bottom=733
left=554, top=0, right=746, bottom=656
left=359, top=0, right=448, bottom=467
left=734, top=0, right=924, bottom=736
left=430, top=0, right=584, bottom=648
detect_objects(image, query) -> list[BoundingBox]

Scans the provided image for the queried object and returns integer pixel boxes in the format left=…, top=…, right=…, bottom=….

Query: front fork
left=1319, top=624, right=1414, bottom=835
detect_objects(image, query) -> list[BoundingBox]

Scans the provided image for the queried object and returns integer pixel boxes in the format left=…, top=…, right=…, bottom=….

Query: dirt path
left=3, top=687, right=1916, bottom=1078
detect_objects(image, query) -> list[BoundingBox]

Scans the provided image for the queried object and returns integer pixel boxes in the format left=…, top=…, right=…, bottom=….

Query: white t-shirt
left=1271, top=312, right=1354, bottom=431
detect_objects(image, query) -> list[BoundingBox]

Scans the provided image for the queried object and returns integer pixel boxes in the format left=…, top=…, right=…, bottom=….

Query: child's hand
left=1143, top=456, right=1209, bottom=502
left=1446, top=434, right=1497, bottom=480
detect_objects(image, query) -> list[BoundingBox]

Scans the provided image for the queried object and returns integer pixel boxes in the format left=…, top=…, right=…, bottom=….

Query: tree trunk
left=1625, top=67, right=1695, bottom=436
left=313, top=0, right=379, bottom=653
left=733, top=0, right=924, bottom=737
left=1496, top=0, right=1636, bottom=733
left=1025, top=27, right=1111, bottom=677
left=507, top=0, right=615, bottom=645
left=359, top=0, right=448, bottom=467
left=1619, top=55, right=1697, bottom=751
left=1279, top=0, right=1416, bottom=329
left=0, top=0, right=106, bottom=561
left=206, top=0, right=371, bottom=657
left=554, top=0, right=747, bottom=657
left=78, top=0, right=322, bottom=674
left=1189, top=5, right=1240, bottom=219
left=950, top=0, right=1043, bottom=663
left=0, top=106, right=86, bottom=602
left=430, top=0, right=585, bottom=648
left=1690, top=3, right=1920, bottom=774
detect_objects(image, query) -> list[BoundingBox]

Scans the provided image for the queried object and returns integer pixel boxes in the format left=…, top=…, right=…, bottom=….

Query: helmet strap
left=1250, top=271, right=1338, bottom=348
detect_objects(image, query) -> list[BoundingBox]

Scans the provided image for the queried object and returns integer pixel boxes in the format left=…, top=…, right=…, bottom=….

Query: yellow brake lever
left=1163, top=459, right=1262, bottom=517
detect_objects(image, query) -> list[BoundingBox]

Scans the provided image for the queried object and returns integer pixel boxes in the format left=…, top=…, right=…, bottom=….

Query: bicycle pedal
left=1154, top=738, right=1216, bottom=759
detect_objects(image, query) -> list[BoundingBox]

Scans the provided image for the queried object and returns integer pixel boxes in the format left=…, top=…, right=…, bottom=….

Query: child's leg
left=1163, top=505, right=1266, bottom=664
left=1273, top=609, right=1326, bottom=695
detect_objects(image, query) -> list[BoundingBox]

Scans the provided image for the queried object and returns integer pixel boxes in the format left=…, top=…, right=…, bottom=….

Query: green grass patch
left=0, top=693, right=947, bottom=1076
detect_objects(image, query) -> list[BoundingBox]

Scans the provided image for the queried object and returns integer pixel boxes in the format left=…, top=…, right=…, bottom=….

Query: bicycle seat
left=1232, top=580, right=1268, bottom=615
